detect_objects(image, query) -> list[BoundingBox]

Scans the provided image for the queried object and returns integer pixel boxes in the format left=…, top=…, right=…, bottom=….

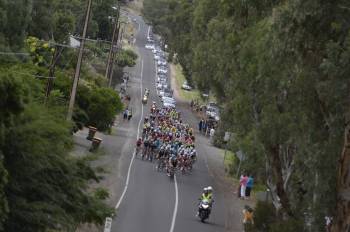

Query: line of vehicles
left=145, top=31, right=176, bottom=108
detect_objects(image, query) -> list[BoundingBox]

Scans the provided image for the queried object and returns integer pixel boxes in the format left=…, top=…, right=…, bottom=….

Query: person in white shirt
left=209, top=128, right=215, bottom=143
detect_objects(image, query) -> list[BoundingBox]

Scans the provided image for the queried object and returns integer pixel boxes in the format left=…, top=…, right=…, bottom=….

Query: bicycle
left=156, top=157, right=166, bottom=172
left=135, top=144, right=142, bottom=157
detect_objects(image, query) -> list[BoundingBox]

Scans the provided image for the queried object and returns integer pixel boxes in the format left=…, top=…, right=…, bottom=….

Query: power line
left=71, top=35, right=112, bottom=44
left=12, top=71, right=55, bottom=79
left=0, top=52, right=29, bottom=56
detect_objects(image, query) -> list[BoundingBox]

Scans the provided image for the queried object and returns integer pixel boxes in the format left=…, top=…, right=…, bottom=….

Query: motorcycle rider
left=200, top=187, right=211, bottom=202
left=197, top=187, right=211, bottom=217
left=207, top=186, right=214, bottom=203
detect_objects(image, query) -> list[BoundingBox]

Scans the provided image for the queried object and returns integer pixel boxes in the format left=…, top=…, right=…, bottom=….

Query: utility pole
left=108, top=23, right=122, bottom=87
left=105, top=5, right=120, bottom=79
left=67, top=0, right=92, bottom=120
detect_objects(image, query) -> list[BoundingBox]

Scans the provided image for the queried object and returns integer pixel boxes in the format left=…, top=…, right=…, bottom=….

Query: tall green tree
left=143, top=0, right=350, bottom=229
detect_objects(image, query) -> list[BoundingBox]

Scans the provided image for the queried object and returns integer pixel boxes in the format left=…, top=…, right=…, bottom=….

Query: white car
left=163, top=102, right=175, bottom=108
left=157, top=77, right=167, bottom=82
left=157, top=60, right=167, bottom=66
left=156, top=83, right=163, bottom=90
left=162, top=96, right=176, bottom=104
left=158, top=81, right=167, bottom=87
left=145, top=44, right=154, bottom=49
left=206, top=106, right=220, bottom=121
left=181, top=82, right=192, bottom=91
left=154, top=55, right=160, bottom=60
left=157, top=68, right=168, bottom=74
left=158, top=77, right=167, bottom=82
left=158, top=90, right=165, bottom=97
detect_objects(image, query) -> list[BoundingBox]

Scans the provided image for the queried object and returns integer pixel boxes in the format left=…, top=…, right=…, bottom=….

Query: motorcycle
left=142, top=95, right=148, bottom=104
left=198, top=199, right=211, bottom=223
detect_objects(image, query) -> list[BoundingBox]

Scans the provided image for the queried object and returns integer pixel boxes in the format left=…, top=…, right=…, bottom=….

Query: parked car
left=157, top=60, right=167, bottom=66
left=157, top=64, right=167, bottom=69
left=145, top=44, right=154, bottom=49
left=156, top=83, right=163, bottom=90
left=154, top=55, right=160, bottom=60
left=158, top=90, right=165, bottom=97
left=157, top=74, right=167, bottom=79
left=163, top=102, right=175, bottom=108
left=206, top=106, right=220, bottom=121
left=163, top=90, right=173, bottom=98
left=157, top=68, right=168, bottom=74
left=162, top=96, right=176, bottom=104
left=181, top=81, right=192, bottom=91
left=156, top=77, right=166, bottom=83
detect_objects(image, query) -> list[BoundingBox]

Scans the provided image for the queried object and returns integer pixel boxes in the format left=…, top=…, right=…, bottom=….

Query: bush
left=248, top=201, right=305, bottom=232
left=53, top=74, right=123, bottom=131
left=116, top=49, right=138, bottom=67
left=270, top=219, right=304, bottom=232
left=86, top=87, right=123, bottom=131
left=253, top=201, right=276, bottom=231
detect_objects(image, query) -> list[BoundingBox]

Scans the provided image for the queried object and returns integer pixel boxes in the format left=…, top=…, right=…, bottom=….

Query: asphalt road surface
left=110, top=14, right=232, bottom=232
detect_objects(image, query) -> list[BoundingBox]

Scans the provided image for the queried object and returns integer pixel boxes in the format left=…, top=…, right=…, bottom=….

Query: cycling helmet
left=207, top=186, right=213, bottom=192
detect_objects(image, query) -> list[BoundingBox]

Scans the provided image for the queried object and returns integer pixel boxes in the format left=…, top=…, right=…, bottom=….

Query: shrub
left=86, top=87, right=123, bottom=131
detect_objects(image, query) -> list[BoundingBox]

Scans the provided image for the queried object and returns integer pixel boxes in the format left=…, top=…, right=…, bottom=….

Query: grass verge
left=171, top=63, right=216, bottom=105
left=172, top=63, right=203, bottom=101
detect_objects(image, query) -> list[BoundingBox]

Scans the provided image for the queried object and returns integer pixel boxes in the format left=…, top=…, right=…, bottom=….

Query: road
left=105, top=13, right=241, bottom=232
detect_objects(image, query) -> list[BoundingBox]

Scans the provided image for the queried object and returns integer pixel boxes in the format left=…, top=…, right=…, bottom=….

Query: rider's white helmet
left=207, top=186, right=213, bottom=191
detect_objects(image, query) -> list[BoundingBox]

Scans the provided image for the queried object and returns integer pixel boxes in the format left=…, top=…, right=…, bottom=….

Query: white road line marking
left=147, top=26, right=151, bottom=38
left=170, top=175, right=179, bottom=232
left=115, top=59, right=144, bottom=210
left=155, top=61, right=157, bottom=82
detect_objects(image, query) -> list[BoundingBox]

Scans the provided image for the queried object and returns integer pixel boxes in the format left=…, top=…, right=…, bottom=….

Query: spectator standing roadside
left=128, top=108, right=133, bottom=121
left=325, top=216, right=332, bottom=232
left=209, top=127, right=215, bottom=143
left=199, top=119, right=203, bottom=132
left=240, top=174, right=248, bottom=199
left=123, top=109, right=128, bottom=120
left=202, top=120, right=207, bottom=134
left=246, top=175, right=254, bottom=199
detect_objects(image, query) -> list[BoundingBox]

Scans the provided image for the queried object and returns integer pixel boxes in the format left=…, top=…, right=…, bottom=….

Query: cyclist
left=167, top=154, right=178, bottom=176
left=136, top=138, right=142, bottom=156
